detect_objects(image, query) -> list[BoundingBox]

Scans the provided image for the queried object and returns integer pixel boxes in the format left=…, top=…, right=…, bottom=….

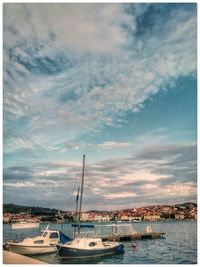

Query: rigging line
left=81, top=161, right=95, bottom=212
left=84, top=162, right=108, bottom=213
left=66, top=170, right=81, bottom=212
left=82, top=162, right=91, bottom=213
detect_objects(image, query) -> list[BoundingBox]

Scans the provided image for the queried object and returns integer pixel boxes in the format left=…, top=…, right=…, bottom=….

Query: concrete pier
left=3, top=250, right=47, bottom=264
left=101, top=232, right=165, bottom=242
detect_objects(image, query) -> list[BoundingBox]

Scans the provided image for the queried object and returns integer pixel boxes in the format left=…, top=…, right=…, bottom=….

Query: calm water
left=3, top=221, right=197, bottom=264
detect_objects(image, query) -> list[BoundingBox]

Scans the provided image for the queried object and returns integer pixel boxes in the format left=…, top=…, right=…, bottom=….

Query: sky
left=3, top=3, right=197, bottom=211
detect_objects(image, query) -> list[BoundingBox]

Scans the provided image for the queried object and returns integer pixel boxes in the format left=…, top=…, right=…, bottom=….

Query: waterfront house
left=81, top=212, right=110, bottom=222
left=81, top=212, right=91, bottom=221
left=175, top=212, right=185, bottom=220
left=188, top=208, right=197, bottom=220
left=3, top=213, right=11, bottom=223
left=143, top=213, right=161, bottom=221
left=120, top=213, right=130, bottom=221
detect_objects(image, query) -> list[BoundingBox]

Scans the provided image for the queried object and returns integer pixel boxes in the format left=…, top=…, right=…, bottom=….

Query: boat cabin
left=17, top=230, right=61, bottom=245
left=37, top=230, right=60, bottom=244
left=66, top=237, right=106, bottom=249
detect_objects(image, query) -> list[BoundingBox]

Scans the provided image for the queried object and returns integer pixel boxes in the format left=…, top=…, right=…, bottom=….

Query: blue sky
left=3, top=3, right=197, bottom=211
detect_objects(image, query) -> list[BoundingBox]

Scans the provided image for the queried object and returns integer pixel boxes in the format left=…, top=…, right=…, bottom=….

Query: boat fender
left=146, top=225, right=152, bottom=233
left=115, top=244, right=124, bottom=254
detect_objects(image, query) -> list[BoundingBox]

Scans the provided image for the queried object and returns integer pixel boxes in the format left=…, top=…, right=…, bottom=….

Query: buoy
left=131, top=243, right=137, bottom=249
left=146, top=225, right=152, bottom=233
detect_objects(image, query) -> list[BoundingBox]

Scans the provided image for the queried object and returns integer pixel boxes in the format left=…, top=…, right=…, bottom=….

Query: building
left=120, top=213, right=130, bottom=221
left=175, top=212, right=185, bottom=220
left=3, top=213, right=11, bottom=223
left=188, top=208, right=197, bottom=220
left=143, top=213, right=161, bottom=221
left=81, top=212, right=91, bottom=221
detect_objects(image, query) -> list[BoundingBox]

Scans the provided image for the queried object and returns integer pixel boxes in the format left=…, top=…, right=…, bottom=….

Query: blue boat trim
left=57, top=243, right=124, bottom=258
left=71, top=224, right=95, bottom=228
left=59, top=231, right=72, bottom=243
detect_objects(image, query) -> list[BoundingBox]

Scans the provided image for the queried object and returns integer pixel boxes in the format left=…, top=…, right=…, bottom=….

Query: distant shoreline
left=3, top=218, right=197, bottom=224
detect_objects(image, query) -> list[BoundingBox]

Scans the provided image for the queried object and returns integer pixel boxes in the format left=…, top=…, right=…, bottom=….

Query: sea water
left=3, top=220, right=197, bottom=264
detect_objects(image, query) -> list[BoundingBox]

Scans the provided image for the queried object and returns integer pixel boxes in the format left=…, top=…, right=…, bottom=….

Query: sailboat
left=56, top=155, right=124, bottom=259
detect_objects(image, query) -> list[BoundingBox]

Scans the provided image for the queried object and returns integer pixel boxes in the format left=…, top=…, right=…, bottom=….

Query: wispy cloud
left=4, top=4, right=197, bottom=155
left=3, top=4, right=197, bottom=209
left=97, top=141, right=131, bottom=150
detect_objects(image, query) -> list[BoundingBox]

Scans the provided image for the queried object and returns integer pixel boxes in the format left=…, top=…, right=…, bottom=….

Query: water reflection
left=3, top=221, right=197, bottom=264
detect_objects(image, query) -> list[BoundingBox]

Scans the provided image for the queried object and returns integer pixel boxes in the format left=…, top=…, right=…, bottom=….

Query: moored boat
left=11, top=209, right=40, bottom=229
left=57, top=155, right=124, bottom=259
left=11, top=222, right=40, bottom=230
left=6, top=225, right=71, bottom=255
left=57, top=237, right=124, bottom=259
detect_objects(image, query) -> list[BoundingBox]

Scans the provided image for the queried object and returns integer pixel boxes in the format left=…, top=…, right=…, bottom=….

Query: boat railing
left=77, top=223, right=141, bottom=238
left=78, top=228, right=106, bottom=238
left=79, top=230, right=96, bottom=237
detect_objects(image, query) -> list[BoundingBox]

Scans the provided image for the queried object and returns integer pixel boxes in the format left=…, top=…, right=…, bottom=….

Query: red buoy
left=131, top=243, right=137, bottom=249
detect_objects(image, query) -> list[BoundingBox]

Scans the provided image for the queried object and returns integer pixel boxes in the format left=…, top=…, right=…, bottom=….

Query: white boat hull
left=12, top=222, right=40, bottom=229
left=7, top=242, right=57, bottom=255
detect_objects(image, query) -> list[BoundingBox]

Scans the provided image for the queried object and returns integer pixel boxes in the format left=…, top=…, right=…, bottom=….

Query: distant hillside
left=3, top=202, right=197, bottom=215
left=3, top=203, right=62, bottom=215
left=176, top=202, right=197, bottom=208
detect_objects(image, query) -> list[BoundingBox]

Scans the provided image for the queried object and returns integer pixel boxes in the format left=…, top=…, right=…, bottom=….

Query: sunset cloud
left=4, top=142, right=197, bottom=210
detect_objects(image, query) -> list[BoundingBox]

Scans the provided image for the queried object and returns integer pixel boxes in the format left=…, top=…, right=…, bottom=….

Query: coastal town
left=3, top=203, right=197, bottom=224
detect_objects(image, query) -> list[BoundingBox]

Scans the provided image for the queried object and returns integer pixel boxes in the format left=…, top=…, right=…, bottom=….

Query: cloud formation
left=4, top=3, right=197, bottom=154
left=3, top=4, right=197, bottom=209
left=4, top=143, right=197, bottom=210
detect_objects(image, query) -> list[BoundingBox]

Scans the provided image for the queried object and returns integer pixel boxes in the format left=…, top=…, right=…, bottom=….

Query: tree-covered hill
left=3, top=203, right=62, bottom=215
left=3, top=202, right=197, bottom=215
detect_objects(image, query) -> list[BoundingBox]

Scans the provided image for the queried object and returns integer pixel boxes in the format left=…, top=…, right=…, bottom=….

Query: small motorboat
left=11, top=222, right=40, bottom=230
left=6, top=225, right=71, bottom=255
left=11, top=209, right=40, bottom=229
left=57, top=236, right=124, bottom=259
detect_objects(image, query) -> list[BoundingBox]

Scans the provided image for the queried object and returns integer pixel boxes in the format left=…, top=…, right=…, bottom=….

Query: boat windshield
left=42, top=231, right=48, bottom=237
left=49, top=232, right=59, bottom=239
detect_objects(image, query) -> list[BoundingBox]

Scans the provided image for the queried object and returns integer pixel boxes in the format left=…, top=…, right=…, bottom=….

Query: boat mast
left=77, top=154, right=86, bottom=234
left=74, top=186, right=80, bottom=238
